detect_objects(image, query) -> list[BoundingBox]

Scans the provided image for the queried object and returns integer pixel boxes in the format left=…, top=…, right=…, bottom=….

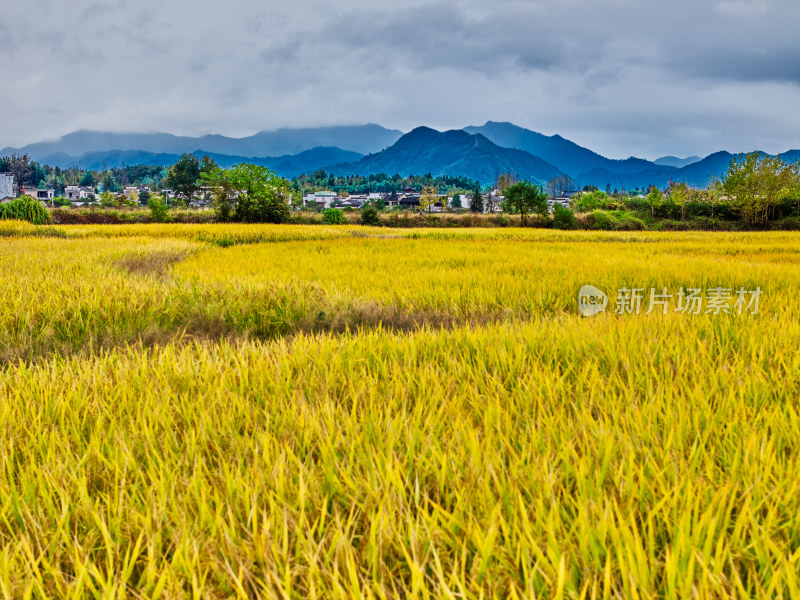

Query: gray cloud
left=0, top=0, right=798, bottom=158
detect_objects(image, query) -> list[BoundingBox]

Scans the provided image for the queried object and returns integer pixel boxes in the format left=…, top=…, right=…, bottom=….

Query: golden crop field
left=1, top=221, right=798, bottom=599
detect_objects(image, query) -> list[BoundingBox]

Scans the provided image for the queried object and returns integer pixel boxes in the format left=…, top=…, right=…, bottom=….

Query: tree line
left=2, top=151, right=798, bottom=228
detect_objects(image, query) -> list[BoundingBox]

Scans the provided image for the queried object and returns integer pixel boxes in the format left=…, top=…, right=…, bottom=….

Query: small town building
left=0, top=173, right=14, bottom=200
left=23, top=188, right=55, bottom=202
left=313, top=191, right=337, bottom=209
left=64, top=185, right=95, bottom=202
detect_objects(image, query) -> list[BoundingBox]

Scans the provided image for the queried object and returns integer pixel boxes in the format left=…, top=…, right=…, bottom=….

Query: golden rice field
left=1, top=221, right=798, bottom=599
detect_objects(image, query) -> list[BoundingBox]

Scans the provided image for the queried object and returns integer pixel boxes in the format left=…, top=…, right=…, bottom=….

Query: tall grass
left=0, top=223, right=798, bottom=597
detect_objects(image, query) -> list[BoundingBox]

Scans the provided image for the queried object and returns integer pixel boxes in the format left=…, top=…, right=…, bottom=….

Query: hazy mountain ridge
left=3, top=122, right=797, bottom=191
left=654, top=155, right=702, bottom=168
left=463, top=121, right=667, bottom=177
left=35, top=147, right=364, bottom=178
left=1, top=124, right=401, bottom=161
left=577, top=149, right=800, bottom=190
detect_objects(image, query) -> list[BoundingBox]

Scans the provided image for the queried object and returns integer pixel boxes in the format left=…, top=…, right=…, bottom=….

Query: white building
left=23, top=188, right=55, bottom=202
left=313, top=190, right=337, bottom=209
left=123, top=185, right=149, bottom=197
left=65, top=185, right=95, bottom=202
left=0, top=173, right=13, bottom=200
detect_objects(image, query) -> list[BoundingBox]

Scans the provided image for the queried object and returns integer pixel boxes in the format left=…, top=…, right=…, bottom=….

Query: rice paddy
left=1, top=222, right=798, bottom=598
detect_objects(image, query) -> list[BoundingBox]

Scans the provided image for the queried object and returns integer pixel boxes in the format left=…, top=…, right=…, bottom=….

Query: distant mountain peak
left=654, top=155, right=702, bottom=168
left=321, top=127, right=562, bottom=185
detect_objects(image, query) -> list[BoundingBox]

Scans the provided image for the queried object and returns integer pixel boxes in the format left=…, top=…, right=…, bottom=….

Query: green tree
left=147, top=195, right=169, bottom=222
left=0, top=154, right=35, bottom=193
left=202, top=163, right=290, bottom=223
left=419, top=185, right=437, bottom=213
left=322, top=208, right=346, bottom=224
left=360, top=203, right=381, bottom=226
left=99, top=190, right=116, bottom=206
left=502, top=181, right=548, bottom=225
left=452, top=193, right=462, bottom=209
left=80, top=171, right=96, bottom=187
left=646, top=186, right=663, bottom=218
left=470, top=186, right=483, bottom=213
left=552, top=203, right=577, bottom=230
left=668, top=182, right=690, bottom=220
left=100, top=172, right=119, bottom=193
left=166, top=154, right=202, bottom=205
left=722, top=152, right=800, bottom=224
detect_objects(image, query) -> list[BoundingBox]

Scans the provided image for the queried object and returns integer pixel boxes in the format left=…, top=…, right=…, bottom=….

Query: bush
left=360, top=204, right=381, bottom=226
left=586, top=210, right=614, bottom=230
left=494, top=214, right=510, bottom=227
left=0, top=196, right=51, bottom=225
left=322, top=208, right=346, bottom=225
left=203, top=163, right=291, bottom=224
left=611, top=211, right=646, bottom=231
left=148, top=195, right=169, bottom=223
left=685, top=200, right=711, bottom=218
left=771, top=216, right=800, bottom=231
left=584, top=210, right=645, bottom=231
left=653, top=219, right=690, bottom=231
left=52, top=196, right=72, bottom=208
left=552, top=204, right=577, bottom=230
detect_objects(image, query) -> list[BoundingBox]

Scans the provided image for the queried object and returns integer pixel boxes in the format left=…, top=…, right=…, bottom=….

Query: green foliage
left=99, top=191, right=116, bottom=207
left=80, top=171, right=96, bottom=187
left=360, top=203, right=381, bottom=226
left=419, top=185, right=437, bottom=213
left=292, top=171, right=477, bottom=196
left=0, top=154, right=46, bottom=190
left=147, top=195, right=169, bottom=223
left=470, top=186, right=482, bottom=213
left=722, top=152, right=800, bottom=224
left=100, top=172, right=119, bottom=193
left=203, top=163, right=291, bottom=224
left=322, top=208, right=346, bottom=225
left=585, top=210, right=646, bottom=231
left=166, top=154, right=202, bottom=204
left=502, top=181, right=548, bottom=225
left=552, top=204, right=577, bottom=230
left=667, top=182, right=690, bottom=220
left=646, top=186, right=663, bottom=218
left=452, top=193, right=462, bottom=209
left=52, top=196, right=72, bottom=208
left=0, top=196, right=51, bottom=225
left=572, top=190, right=609, bottom=212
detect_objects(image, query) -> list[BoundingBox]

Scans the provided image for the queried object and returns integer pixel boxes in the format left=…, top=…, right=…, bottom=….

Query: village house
left=23, top=187, right=55, bottom=202
left=304, top=190, right=337, bottom=209
left=552, top=189, right=578, bottom=208
left=123, top=185, right=150, bottom=200
left=0, top=173, right=13, bottom=201
left=64, top=185, right=95, bottom=202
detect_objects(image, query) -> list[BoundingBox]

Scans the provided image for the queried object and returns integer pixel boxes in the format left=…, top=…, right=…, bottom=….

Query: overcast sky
left=1, top=0, right=798, bottom=159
